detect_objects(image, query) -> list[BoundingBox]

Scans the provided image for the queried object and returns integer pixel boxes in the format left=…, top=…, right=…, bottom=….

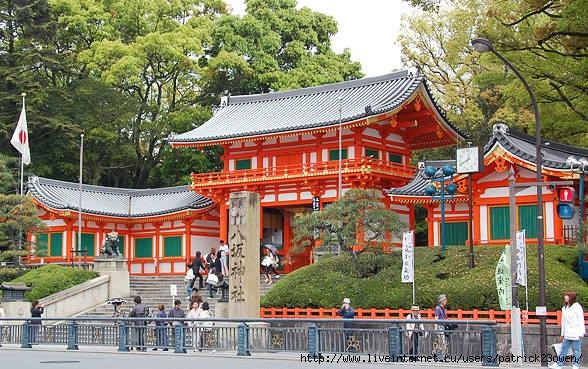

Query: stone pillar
left=228, top=191, right=260, bottom=318
left=93, top=257, right=130, bottom=298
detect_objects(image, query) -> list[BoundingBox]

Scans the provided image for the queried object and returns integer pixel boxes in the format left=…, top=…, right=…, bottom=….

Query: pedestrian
left=168, top=299, right=186, bottom=353
left=191, top=251, right=206, bottom=289
left=261, top=248, right=280, bottom=284
left=184, top=267, right=195, bottom=300
left=197, top=301, right=215, bottom=352
left=205, top=247, right=217, bottom=271
left=433, top=294, right=454, bottom=359
left=153, top=304, right=169, bottom=351
left=218, top=240, right=229, bottom=276
left=128, top=296, right=149, bottom=351
left=549, top=291, right=585, bottom=369
left=338, top=297, right=356, bottom=352
left=186, top=301, right=203, bottom=351
left=0, top=301, right=5, bottom=347
left=206, top=267, right=220, bottom=298
left=29, top=300, right=44, bottom=343
left=406, top=305, right=425, bottom=356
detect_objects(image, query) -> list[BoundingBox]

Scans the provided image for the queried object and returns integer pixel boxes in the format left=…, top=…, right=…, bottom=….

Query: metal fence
left=0, top=318, right=498, bottom=366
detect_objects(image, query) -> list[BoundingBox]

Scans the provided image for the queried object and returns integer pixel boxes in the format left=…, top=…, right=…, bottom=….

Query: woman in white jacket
left=550, top=291, right=585, bottom=369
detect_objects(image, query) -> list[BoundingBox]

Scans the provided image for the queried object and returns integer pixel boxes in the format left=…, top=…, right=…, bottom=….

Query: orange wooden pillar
left=283, top=210, right=292, bottom=273
left=219, top=202, right=228, bottom=244
left=65, top=219, right=74, bottom=263
left=183, top=218, right=193, bottom=263
left=154, top=222, right=161, bottom=276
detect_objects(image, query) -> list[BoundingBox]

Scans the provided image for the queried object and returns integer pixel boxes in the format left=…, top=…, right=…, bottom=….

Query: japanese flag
left=10, top=101, right=30, bottom=165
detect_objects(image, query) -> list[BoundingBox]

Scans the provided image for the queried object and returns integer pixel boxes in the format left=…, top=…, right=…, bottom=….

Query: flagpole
left=78, top=133, right=84, bottom=268
left=18, top=93, right=26, bottom=195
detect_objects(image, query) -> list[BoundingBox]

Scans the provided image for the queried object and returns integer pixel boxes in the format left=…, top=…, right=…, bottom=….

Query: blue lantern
left=446, top=183, right=458, bottom=195
left=442, top=164, right=456, bottom=177
left=425, top=184, right=436, bottom=196
left=424, top=166, right=437, bottom=178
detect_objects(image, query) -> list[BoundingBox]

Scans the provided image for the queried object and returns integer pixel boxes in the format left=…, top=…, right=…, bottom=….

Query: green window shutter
left=163, top=236, right=182, bottom=257
left=444, top=222, right=468, bottom=246
left=490, top=206, right=510, bottom=240
left=518, top=205, right=538, bottom=238
left=118, top=235, right=125, bottom=256
left=50, top=233, right=63, bottom=257
left=235, top=159, right=251, bottom=170
left=37, top=233, right=48, bottom=257
left=389, top=153, right=402, bottom=163
left=135, top=238, right=153, bottom=258
left=365, top=148, right=379, bottom=159
left=329, top=148, right=348, bottom=160
left=76, top=234, right=95, bottom=257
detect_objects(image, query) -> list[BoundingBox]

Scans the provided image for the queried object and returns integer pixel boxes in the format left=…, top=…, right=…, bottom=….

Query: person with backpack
left=128, top=296, right=150, bottom=351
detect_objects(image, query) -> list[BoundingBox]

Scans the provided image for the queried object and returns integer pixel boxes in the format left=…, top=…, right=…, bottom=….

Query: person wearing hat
left=434, top=294, right=448, bottom=320
left=406, top=305, right=425, bottom=356
left=338, top=298, right=356, bottom=351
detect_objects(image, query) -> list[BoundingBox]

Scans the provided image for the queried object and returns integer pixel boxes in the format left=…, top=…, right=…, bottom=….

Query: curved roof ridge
left=27, top=176, right=213, bottom=218
left=228, top=71, right=413, bottom=105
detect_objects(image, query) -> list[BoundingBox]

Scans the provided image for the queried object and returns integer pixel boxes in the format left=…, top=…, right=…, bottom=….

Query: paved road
left=0, top=344, right=567, bottom=368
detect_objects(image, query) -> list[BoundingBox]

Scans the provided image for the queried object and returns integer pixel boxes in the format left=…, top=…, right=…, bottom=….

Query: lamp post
left=471, top=37, right=546, bottom=365
left=337, top=96, right=343, bottom=200
left=423, top=164, right=457, bottom=252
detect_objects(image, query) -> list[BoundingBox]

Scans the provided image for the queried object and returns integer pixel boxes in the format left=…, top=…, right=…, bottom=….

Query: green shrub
left=262, top=245, right=588, bottom=310
left=10, top=265, right=99, bottom=301
left=0, top=267, right=25, bottom=285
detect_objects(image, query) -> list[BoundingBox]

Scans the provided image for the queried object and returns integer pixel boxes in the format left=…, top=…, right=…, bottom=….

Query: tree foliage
left=291, top=189, right=405, bottom=253
left=0, top=0, right=363, bottom=189
left=399, top=0, right=588, bottom=148
left=0, top=194, right=46, bottom=265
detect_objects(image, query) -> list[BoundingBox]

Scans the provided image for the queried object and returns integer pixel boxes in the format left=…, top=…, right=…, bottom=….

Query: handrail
left=191, top=157, right=416, bottom=186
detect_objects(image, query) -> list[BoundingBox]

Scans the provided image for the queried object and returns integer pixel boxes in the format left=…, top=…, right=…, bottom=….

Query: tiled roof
left=386, top=168, right=465, bottom=201
left=168, top=70, right=463, bottom=145
left=27, top=176, right=214, bottom=218
left=387, top=123, right=588, bottom=198
left=486, top=123, right=588, bottom=170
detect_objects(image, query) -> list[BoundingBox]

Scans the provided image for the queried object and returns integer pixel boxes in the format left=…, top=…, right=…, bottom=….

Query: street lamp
left=566, top=156, right=588, bottom=245
left=471, top=37, right=547, bottom=365
left=423, top=164, right=457, bottom=252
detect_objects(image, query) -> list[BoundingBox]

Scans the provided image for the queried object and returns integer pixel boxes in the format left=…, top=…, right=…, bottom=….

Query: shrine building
left=388, top=123, right=588, bottom=247
left=168, top=70, right=464, bottom=271
left=26, top=70, right=465, bottom=275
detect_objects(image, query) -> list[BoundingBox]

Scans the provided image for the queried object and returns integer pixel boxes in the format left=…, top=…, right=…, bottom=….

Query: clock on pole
left=457, top=147, right=483, bottom=174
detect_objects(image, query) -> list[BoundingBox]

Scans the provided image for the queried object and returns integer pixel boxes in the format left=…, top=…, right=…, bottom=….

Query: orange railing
left=260, top=307, right=583, bottom=325
left=191, top=157, right=416, bottom=187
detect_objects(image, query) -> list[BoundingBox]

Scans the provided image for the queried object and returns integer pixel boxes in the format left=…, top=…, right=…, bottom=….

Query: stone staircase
left=76, top=274, right=281, bottom=318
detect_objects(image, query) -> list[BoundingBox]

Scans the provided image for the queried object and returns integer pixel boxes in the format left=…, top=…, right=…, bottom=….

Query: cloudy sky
left=224, top=0, right=415, bottom=77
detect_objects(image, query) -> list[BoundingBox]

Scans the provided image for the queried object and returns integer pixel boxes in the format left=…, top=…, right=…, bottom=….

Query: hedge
left=10, top=264, right=99, bottom=301
left=261, top=245, right=588, bottom=311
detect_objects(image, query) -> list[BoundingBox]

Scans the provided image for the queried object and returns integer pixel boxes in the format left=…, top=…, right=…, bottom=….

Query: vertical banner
left=401, top=231, right=414, bottom=283
left=495, top=244, right=512, bottom=310
left=515, top=230, right=527, bottom=286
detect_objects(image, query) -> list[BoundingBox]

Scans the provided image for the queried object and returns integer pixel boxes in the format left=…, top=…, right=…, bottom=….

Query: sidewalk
left=1, top=343, right=570, bottom=368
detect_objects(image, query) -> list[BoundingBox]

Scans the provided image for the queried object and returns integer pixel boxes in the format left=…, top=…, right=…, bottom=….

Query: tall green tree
left=399, top=0, right=588, bottom=147
left=291, top=189, right=405, bottom=253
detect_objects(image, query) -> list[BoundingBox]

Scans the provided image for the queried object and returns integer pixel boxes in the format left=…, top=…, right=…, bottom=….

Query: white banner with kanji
left=401, top=230, right=414, bottom=283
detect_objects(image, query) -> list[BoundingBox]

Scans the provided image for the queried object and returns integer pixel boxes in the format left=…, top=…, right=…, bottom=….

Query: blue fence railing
left=0, top=317, right=498, bottom=366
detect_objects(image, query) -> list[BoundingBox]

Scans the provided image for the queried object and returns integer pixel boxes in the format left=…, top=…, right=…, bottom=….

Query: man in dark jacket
left=29, top=300, right=44, bottom=343
left=191, top=251, right=206, bottom=289
left=168, top=299, right=186, bottom=352
left=129, top=296, right=149, bottom=351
